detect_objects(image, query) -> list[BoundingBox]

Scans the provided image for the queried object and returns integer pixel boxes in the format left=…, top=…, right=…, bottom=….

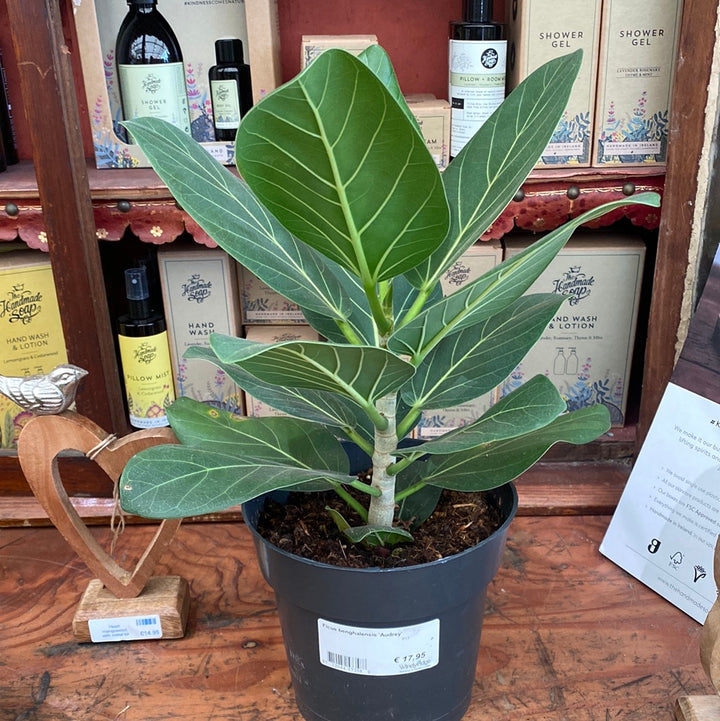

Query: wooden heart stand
left=17, top=412, right=189, bottom=643
left=675, top=537, right=720, bottom=720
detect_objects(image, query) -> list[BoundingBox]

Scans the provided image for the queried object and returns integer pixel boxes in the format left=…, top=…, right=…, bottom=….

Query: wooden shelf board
left=2, top=159, right=666, bottom=203
left=0, top=458, right=628, bottom=527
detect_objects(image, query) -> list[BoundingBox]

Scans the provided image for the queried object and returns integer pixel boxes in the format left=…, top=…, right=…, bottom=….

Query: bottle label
left=118, top=331, right=175, bottom=428
left=118, top=62, right=191, bottom=137
left=449, top=39, right=507, bottom=157
left=317, top=618, right=440, bottom=676
left=210, top=79, right=241, bottom=130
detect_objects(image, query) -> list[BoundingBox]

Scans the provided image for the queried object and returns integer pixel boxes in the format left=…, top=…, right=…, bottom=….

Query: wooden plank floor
left=0, top=515, right=715, bottom=720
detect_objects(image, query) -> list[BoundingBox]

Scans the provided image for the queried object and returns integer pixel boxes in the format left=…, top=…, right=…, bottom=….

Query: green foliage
left=119, top=47, right=660, bottom=546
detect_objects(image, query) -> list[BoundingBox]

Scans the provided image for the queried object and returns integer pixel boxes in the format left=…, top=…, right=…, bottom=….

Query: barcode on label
left=135, top=617, right=157, bottom=627
left=326, top=651, right=368, bottom=673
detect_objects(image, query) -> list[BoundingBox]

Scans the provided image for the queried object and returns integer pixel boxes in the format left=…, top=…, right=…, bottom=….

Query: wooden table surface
left=0, top=515, right=715, bottom=720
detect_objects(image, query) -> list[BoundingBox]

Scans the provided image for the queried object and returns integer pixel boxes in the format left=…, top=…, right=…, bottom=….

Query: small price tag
left=317, top=618, right=439, bottom=676
left=87, top=614, right=162, bottom=643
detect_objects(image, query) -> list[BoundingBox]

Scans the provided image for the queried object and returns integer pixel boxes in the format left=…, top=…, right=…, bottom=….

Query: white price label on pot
left=88, top=614, right=162, bottom=643
left=317, top=618, right=439, bottom=676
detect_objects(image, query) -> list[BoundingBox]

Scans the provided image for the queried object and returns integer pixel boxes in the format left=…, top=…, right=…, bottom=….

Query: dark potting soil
left=255, top=488, right=504, bottom=569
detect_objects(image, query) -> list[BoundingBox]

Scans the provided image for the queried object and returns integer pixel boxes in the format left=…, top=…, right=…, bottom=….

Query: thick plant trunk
left=367, top=394, right=397, bottom=528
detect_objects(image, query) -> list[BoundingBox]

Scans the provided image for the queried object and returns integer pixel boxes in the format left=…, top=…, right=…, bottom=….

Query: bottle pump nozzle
left=463, top=0, right=493, bottom=22
left=125, top=266, right=152, bottom=320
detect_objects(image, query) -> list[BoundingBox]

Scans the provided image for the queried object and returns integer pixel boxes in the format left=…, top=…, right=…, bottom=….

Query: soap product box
left=0, top=250, right=68, bottom=447
left=239, top=265, right=306, bottom=324
left=404, top=95, right=451, bottom=170
left=157, top=247, right=244, bottom=414
left=417, top=241, right=503, bottom=438
left=593, top=0, right=683, bottom=167
left=501, top=233, right=646, bottom=426
left=73, top=0, right=282, bottom=169
left=243, top=325, right=321, bottom=416
left=439, top=240, right=503, bottom=294
left=301, top=34, right=378, bottom=69
left=506, top=0, right=601, bottom=167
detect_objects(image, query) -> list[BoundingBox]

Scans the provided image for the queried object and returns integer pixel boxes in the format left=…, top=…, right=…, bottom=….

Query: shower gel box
left=501, top=234, right=646, bottom=426
left=507, top=0, right=602, bottom=167
left=593, top=0, right=683, bottom=167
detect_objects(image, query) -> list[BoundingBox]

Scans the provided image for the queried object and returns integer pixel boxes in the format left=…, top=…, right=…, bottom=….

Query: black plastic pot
left=243, top=458, right=517, bottom=721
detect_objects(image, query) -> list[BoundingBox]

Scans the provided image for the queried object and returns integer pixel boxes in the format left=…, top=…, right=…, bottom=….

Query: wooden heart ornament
left=18, top=412, right=182, bottom=599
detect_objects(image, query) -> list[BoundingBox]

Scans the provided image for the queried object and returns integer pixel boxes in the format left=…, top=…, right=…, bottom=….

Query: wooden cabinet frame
left=5, top=0, right=126, bottom=434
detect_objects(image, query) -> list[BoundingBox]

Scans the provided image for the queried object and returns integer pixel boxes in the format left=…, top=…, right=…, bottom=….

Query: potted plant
left=119, top=46, right=658, bottom=721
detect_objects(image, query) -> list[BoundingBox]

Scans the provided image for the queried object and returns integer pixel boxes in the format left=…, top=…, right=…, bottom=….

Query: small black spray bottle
left=209, top=38, right=253, bottom=142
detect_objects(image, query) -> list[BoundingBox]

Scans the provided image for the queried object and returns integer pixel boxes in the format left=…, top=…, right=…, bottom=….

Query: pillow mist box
left=157, top=247, right=243, bottom=414
left=593, top=0, right=683, bottom=167
left=501, top=234, right=646, bottom=426
left=73, top=0, right=281, bottom=169
left=506, top=0, right=601, bottom=168
left=417, top=241, right=503, bottom=438
left=243, top=325, right=321, bottom=417
left=0, top=251, right=68, bottom=447
left=404, top=95, right=451, bottom=171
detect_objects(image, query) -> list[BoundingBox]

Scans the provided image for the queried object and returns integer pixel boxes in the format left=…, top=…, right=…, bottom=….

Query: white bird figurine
left=0, top=364, right=88, bottom=415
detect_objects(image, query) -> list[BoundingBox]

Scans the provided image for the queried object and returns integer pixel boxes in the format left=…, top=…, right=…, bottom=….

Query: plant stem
left=364, top=279, right=393, bottom=335
left=367, top=393, right=398, bottom=527
left=336, top=318, right=363, bottom=345
left=332, top=483, right=369, bottom=522
left=393, top=479, right=428, bottom=503
left=387, top=450, right=424, bottom=476
left=396, top=405, right=422, bottom=440
left=343, top=427, right=374, bottom=457
left=395, top=283, right=432, bottom=330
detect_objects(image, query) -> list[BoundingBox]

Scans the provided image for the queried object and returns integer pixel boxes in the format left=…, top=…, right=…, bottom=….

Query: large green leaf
left=405, top=51, right=583, bottom=289
left=300, top=265, right=376, bottom=345
left=389, top=192, right=661, bottom=360
left=210, top=334, right=415, bottom=412
left=400, top=375, right=566, bottom=455
left=357, top=45, right=421, bottom=134
left=165, top=397, right=348, bottom=463
left=401, top=294, right=565, bottom=409
left=120, top=415, right=352, bottom=518
left=122, top=116, right=352, bottom=321
left=234, top=48, right=450, bottom=284
left=404, top=405, right=611, bottom=492
left=186, top=346, right=375, bottom=442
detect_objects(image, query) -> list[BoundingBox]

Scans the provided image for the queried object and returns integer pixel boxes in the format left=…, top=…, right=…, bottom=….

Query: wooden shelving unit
left=0, top=0, right=715, bottom=519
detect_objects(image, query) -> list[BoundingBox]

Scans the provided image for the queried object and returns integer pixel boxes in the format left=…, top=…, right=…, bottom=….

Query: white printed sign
left=600, top=383, right=720, bottom=622
left=601, top=244, right=720, bottom=623
left=317, top=618, right=440, bottom=676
